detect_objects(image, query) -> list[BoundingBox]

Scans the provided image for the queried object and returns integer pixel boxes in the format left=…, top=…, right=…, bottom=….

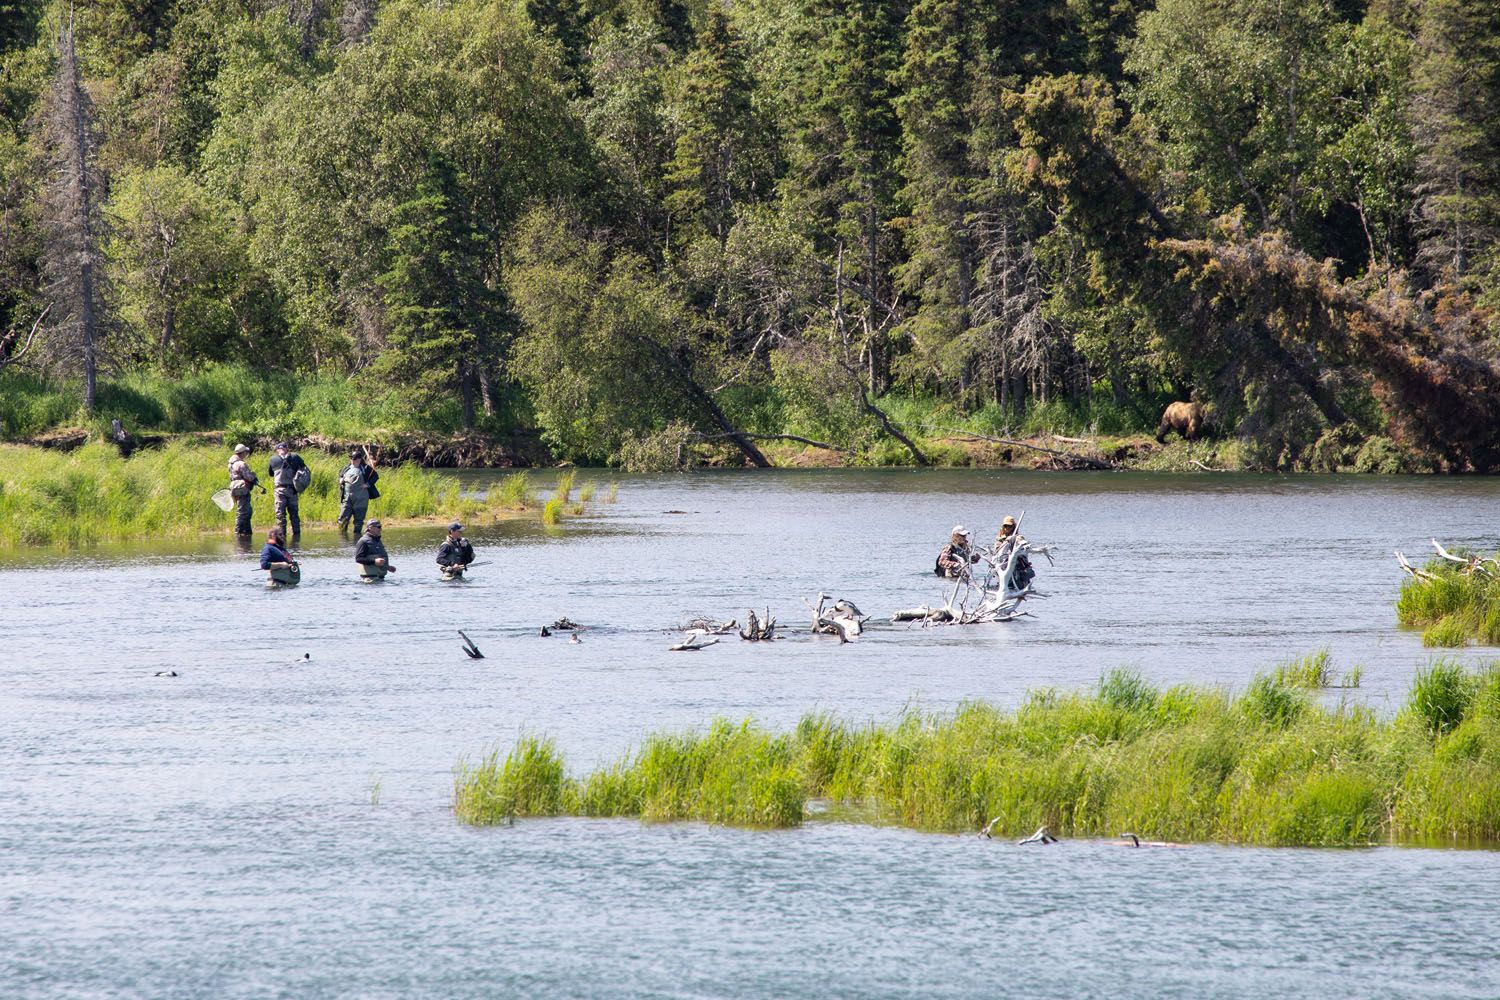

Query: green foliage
left=1409, top=661, right=1476, bottom=734
left=106, top=164, right=260, bottom=368
left=508, top=209, right=740, bottom=463
left=455, top=662, right=1500, bottom=844
left=493, top=471, right=534, bottom=509
left=1, top=0, right=1498, bottom=467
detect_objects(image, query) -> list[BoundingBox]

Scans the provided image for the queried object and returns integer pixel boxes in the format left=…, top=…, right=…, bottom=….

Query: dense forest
left=1, top=0, right=1499, bottom=470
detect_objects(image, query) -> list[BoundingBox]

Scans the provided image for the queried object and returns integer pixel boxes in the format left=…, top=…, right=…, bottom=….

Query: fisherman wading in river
left=338, top=448, right=380, bottom=536
left=268, top=441, right=310, bottom=538
left=227, top=443, right=259, bottom=536
left=260, top=526, right=300, bottom=587
left=436, top=521, right=475, bottom=579
left=935, top=525, right=980, bottom=579
left=354, top=520, right=395, bottom=581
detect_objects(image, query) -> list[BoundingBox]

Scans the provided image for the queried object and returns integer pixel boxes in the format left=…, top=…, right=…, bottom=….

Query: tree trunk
left=460, top=359, right=475, bottom=430
left=47, top=24, right=103, bottom=412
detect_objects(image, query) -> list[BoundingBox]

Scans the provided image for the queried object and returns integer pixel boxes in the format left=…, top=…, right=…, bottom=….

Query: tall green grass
left=1397, top=557, right=1500, bottom=647
left=0, top=442, right=537, bottom=547
left=455, top=662, right=1500, bottom=846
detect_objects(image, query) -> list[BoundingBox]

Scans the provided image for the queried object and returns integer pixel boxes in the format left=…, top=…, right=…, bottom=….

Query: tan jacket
left=229, top=457, right=258, bottom=495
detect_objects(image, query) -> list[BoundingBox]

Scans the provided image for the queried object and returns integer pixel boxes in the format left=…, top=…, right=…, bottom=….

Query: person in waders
left=435, top=521, right=475, bottom=579
left=227, top=443, right=258, bottom=536
left=934, top=525, right=979, bottom=578
left=260, top=526, right=299, bottom=587
left=354, top=520, right=395, bottom=580
left=338, top=448, right=379, bottom=536
left=993, top=515, right=1034, bottom=591
left=268, top=441, right=309, bottom=538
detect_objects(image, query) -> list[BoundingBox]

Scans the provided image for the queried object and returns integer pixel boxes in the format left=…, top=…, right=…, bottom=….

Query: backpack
left=292, top=462, right=311, bottom=493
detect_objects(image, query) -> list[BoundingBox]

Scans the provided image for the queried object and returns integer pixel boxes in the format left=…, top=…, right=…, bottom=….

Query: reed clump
left=1398, top=557, right=1500, bottom=647
left=491, top=471, right=534, bottom=509
left=455, top=662, right=1500, bottom=846
left=0, top=442, right=536, bottom=547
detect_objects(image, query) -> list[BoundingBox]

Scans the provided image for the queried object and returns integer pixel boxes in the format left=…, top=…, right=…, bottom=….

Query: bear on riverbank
left=1156, top=401, right=1206, bottom=443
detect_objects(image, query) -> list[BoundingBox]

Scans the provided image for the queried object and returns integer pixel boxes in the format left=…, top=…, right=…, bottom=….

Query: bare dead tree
left=968, top=208, right=1056, bottom=412
left=288, top=0, right=328, bottom=60
left=41, top=16, right=106, bottom=411
left=339, top=0, right=378, bottom=46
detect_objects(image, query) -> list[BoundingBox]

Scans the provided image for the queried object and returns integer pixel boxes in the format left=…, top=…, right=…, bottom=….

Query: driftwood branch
left=856, top=383, right=929, bottom=465
left=0, top=303, right=50, bottom=371
left=1394, top=550, right=1439, bottom=581
left=1430, top=538, right=1496, bottom=576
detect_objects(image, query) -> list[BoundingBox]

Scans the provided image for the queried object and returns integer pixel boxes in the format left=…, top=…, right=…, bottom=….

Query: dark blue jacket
left=260, top=542, right=293, bottom=570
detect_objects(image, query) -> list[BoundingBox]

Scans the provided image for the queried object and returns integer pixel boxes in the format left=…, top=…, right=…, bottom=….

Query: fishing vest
left=342, top=464, right=370, bottom=501
left=229, top=458, right=254, bottom=497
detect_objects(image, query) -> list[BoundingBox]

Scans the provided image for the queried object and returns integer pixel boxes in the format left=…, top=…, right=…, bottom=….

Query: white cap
left=952, top=525, right=970, bottom=538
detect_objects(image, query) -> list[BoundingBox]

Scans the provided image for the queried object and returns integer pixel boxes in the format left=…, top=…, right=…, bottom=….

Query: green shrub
left=454, top=736, right=567, bottom=823
left=1242, top=674, right=1307, bottom=727
left=1409, top=661, right=1476, bottom=735
left=1274, top=648, right=1334, bottom=687
left=1098, top=668, right=1158, bottom=712
left=1423, top=615, right=1470, bottom=648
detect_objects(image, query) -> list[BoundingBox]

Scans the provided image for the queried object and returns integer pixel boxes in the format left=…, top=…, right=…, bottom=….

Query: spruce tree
left=1410, top=0, right=1500, bottom=289
left=783, top=0, right=906, bottom=392
left=662, top=5, right=764, bottom=244
left=374, top=156, right=495, bottom=430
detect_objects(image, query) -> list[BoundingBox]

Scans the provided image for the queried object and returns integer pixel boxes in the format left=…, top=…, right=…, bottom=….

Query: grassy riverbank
left=1399, top=558, right=1500, bottom=647
left=1, top=368, right=1426, bottom=473
left=0, top=442, right=557, bottom=547
left=455, top=661, right=1500, bottom=846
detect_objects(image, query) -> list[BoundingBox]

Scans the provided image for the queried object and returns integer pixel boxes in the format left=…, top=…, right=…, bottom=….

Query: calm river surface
left=4, top=469, right=1500, bottom=997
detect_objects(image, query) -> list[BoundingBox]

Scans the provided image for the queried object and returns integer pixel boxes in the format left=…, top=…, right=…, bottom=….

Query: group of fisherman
left=228, top=441, right=475, bottom=587
left=257, top=518, right=475, bottom=587
left=227, top=442, right=377, bottom=538
left=934, top=516, right=1035, bottom=590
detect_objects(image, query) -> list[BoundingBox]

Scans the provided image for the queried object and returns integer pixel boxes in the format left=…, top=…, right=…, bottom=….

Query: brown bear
left=1156, top=401, right=1206, bottom=443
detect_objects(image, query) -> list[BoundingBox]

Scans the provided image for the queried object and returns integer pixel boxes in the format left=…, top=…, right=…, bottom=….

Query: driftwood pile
left=739, top=609, right=779, bottom=642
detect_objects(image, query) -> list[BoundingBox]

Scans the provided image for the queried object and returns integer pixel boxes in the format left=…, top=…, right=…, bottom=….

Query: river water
left=4, top=469, right=1500, bottom=997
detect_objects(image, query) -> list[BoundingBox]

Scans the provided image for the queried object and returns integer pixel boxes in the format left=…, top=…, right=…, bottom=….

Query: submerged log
left=739, top=608, right=779, bottom=641
left=670, top=636, right=720, bottom=651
